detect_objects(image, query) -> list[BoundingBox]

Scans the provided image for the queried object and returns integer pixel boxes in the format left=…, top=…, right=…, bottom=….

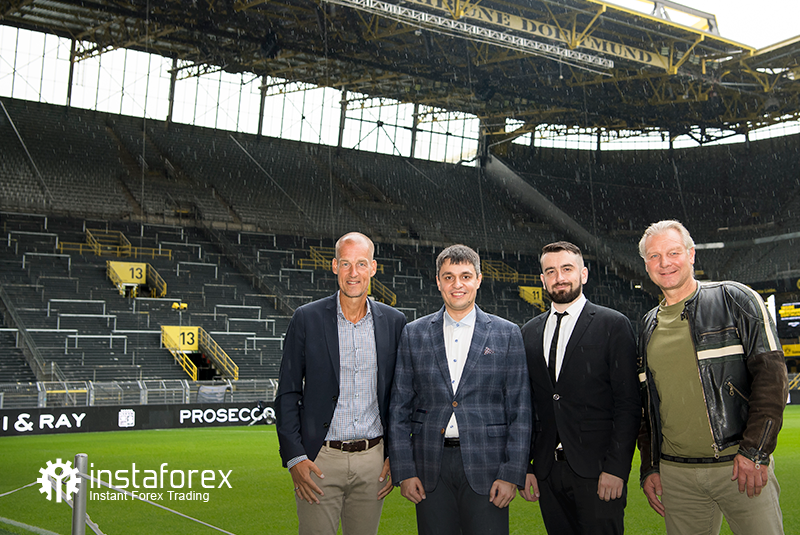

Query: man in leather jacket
left=637, top=220, right=788, bottom=535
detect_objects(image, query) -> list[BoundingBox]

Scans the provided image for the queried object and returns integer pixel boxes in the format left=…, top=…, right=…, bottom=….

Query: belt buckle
left=342, top=439, right=366, bottom=452
left=554, top=448, right=565, bottom=462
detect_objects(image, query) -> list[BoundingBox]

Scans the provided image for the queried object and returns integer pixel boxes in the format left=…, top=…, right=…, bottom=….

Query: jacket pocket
left=724, top=378, right=749, bottom=402
left=410, top=408, right=427, bottom=434
left=487, top=423, right=508, bottom=438
left=580, top=419, right=613, bottom=431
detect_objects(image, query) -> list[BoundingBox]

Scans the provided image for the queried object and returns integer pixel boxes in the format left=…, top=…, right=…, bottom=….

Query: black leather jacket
left=638, top=281, right=788, bottom=484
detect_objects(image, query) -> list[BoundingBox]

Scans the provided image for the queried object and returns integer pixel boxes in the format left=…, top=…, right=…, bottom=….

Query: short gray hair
left=638, top=220, right=695, bottom=258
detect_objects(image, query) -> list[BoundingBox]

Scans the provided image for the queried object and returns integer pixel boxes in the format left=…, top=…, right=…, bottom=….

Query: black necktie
left=548, top=311, right=568, bottom=386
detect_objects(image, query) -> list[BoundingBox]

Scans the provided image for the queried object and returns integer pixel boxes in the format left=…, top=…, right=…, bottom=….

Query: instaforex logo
left=36, top=460, right=232, bottom=504
left=37, top=458, right=82, bottom=503
left=87, top=463, right=232, bottom=503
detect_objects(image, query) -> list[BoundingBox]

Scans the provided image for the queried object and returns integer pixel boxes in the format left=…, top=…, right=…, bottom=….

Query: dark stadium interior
left=2, top=94, right=800, bottom=384
left=2, top=0, right=799, bottom=389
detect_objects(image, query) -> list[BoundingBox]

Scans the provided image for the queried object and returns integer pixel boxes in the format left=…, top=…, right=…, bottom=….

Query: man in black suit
left=275, top=232, right=407, bottom=535
left=520, top=241, right=640, bottom=535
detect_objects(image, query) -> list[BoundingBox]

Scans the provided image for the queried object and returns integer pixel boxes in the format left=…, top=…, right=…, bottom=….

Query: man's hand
left=289, top=459, right=324, bottom=504
left=520, top=473, right=540, bottom=502
left=377, top=458, right=393, bottom=500
left=732, top=454, right=769, bottom=498
left=400, top=477, right=426, bottom=504
left=489, top=479, right=516, bottom=509
left=597, top=472, right=624, bottom=502
left=642, top=472, right=665, bottom=517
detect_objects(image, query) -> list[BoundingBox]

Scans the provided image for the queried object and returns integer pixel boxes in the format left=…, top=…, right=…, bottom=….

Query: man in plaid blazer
left=389, top=244, right=532, bottom=535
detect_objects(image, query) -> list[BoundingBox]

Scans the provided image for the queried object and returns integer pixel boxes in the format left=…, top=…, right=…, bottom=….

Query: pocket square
left=483, top=347, right=494, bottom=355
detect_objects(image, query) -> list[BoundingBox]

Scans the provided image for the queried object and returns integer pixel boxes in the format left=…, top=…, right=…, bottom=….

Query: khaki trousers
left=296, top=440, right=385, bottom=535
left=660, top=457, right=783, bottom=535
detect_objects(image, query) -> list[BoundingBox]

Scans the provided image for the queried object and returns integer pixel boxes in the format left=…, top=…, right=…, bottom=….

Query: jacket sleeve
left=388, top=328, right=419, bottom=484
left=637, top=407, right=658, bottom=485
left=602, top=314, right=642, bottom=481
left=729, top=284, right=789, bottom=463
left=637, top=311, right=659, bottom=486
left=274, top=307, right=307, bottom=467
left=495, top=325, right=532, bottom=487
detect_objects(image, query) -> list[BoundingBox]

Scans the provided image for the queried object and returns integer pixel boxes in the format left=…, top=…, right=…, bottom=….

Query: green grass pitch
left=1, top=405, right=798, bottom=534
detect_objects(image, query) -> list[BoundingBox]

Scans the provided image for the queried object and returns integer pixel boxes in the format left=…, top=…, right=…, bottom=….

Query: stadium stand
left=3, top=96, right=799, bottom=389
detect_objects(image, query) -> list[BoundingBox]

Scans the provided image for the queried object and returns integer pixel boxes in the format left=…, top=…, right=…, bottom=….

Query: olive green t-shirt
left=648, top=291, right=738, bottom=459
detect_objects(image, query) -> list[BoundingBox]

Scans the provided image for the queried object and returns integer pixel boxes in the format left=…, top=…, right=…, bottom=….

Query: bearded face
left=540, top=250, right=588, bottom=308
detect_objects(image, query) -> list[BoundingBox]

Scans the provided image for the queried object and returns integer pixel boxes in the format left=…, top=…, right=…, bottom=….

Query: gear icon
left=37, top=459, right=81, bottom=503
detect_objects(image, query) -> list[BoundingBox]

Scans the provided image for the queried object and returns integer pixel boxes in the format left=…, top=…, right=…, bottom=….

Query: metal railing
left=482, top=260, right=539, bottom=284
left=146, top=263, right=167, bottom=297
left=59, top=228, right=172, bottom=260
left=370, top=278, right=397, bottom=307
left=162, top=329, right=199, bottom=381
left=0, top=283, right=50, bottom=381
left=199, top=328, right=239, bottom=381
left=0, top=379, right=279, bottom=409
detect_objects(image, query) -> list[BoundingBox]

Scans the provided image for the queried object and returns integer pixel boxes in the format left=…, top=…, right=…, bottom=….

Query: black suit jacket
left=275, top=293, right=407, bottom=466
left=521, top=300, right=641, bottom=481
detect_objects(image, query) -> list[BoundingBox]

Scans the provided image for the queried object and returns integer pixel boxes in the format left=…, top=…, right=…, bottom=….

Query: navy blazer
left=275, top=293, right=407, bottom=466
left=521, top=300, right=641, bottom=481
left=389, top=306, right=532, bottom=495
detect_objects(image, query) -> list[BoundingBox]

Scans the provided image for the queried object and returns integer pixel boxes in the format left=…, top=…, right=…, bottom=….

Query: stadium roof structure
left=2, top=0, right=799, bottom=143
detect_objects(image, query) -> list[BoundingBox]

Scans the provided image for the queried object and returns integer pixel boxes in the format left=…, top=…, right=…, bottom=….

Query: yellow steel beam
left=668, top=35, right=704, bottom=75
left=571, top=5, right=606, bottom=50
left=233, top=0, right=269, bottom=11
left=446, top=0, right=484, bottom=20
left=585, top=0, right=752, bottom=52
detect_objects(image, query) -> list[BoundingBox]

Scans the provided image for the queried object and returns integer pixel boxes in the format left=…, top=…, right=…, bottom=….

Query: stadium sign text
left=0, top=402, right=275, bottom=436
left=4, top=412, right=86, bottom=433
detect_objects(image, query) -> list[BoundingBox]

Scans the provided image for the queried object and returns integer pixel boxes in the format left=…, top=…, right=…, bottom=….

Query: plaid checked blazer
left=388, top=305, right=532, bottom=494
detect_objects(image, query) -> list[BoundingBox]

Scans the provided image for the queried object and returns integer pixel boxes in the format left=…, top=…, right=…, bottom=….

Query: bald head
left=335, top=232, right=375, bottom=262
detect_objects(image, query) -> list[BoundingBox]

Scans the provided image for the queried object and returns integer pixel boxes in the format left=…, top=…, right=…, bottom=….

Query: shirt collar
left=336, top=291, right=372, bottom=322
left=550, top=293, right=587, bottom=319
left=444, top=306, right=476, bottom=328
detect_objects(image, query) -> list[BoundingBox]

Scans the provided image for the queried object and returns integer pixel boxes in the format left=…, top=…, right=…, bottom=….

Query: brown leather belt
left=325, top=436, right=382, bottom=452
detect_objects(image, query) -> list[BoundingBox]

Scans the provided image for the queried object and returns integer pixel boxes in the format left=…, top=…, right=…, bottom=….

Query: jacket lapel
left=561, top=301, right=595, bottom=371
left=324, top=294, right=341, bottom=383
left=457, top=306, right=489, bottom=394
left=429, top=307, right=452, bottom=387
left=370, top=299, right=387, bottom=363
left=533, top=311, right=548, bottom=365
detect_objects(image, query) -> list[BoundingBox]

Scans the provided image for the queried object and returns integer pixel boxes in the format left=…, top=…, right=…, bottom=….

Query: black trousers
left=415, top=446, right=509, bottom=535
left=539, top=458, right=626, bottom=535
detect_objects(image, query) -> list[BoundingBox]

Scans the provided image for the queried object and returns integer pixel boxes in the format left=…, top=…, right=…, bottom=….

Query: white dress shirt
left=542, top=294, right=587, bottom=381
left=443, top=307, right=476, bottom=438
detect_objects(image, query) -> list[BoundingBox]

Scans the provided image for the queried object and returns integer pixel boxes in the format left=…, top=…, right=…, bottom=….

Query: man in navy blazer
left=389, top=244, right=531, bottom=535
left=275, top=232, right=407, bottom=535
left=520, top=241, right=640, bottom=535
